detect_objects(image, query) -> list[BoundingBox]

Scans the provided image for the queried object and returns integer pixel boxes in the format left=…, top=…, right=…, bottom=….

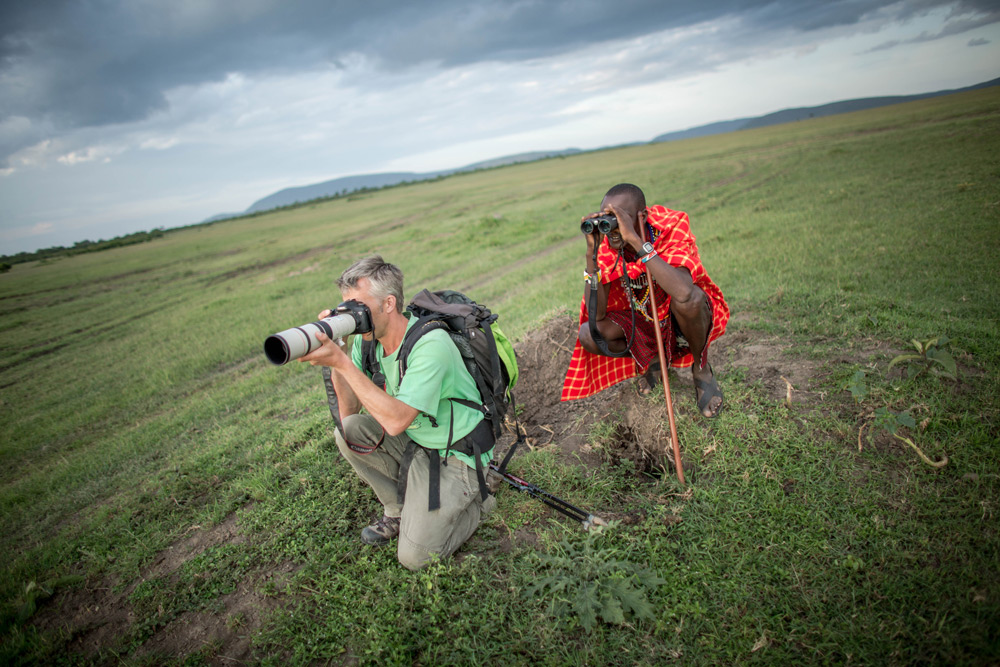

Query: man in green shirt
left=300, top=256, right=494, bottom=570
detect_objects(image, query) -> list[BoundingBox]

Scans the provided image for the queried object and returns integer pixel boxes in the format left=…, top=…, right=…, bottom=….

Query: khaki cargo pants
left=334, top=413, right=495, bottom=570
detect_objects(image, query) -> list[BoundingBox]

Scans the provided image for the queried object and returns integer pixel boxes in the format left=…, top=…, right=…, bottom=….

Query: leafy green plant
left=850, top=337, right=959, bottom=468
left=524, top=529, right=664, bottom=632
left=872, top=407, right=916, bottom=435
left=847, top=369, right=869, bottom=402
left=888, top=336, right=957, bottom=380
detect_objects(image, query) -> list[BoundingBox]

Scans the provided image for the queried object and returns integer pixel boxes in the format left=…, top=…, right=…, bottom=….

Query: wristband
left=584, top=269, right=601, bottom=282
left=640, top=251, right=657, bottom=264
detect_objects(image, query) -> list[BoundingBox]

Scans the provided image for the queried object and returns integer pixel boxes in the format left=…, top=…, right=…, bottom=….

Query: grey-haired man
left=300, top=256, right=494, bottom=570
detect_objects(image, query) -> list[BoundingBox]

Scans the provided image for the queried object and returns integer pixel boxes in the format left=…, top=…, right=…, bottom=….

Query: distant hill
left=212, top=78, right=1000, bottom=223
left=245, top=172, right=428, bottom=214
left=236, top=149, right=582, bottom=216
left=652, top=77, right=1000, bottom=143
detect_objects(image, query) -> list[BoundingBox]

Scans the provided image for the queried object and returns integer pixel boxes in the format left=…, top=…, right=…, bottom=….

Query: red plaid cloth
left=561, top=206, right=729, bottom=401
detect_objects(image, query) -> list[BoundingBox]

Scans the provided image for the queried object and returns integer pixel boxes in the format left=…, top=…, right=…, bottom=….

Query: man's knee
left=397, top=536, right=434, bottom=571
left=579, top=319, right=626, bottom=356
left=671, top=286, right=709, bottom=320
left=335, top=413, right=380, bottom=459
left=578, top=322, right=598, bottom=355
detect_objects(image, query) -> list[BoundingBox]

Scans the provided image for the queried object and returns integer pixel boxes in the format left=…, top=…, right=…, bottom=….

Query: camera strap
left=586, top=248, right=635, bottom=358
left=321, top=366, right=345, bottom=438
left=360, top=339, right=386, bottom=389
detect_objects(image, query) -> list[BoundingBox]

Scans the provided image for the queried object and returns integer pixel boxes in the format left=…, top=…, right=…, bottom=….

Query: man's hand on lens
left=299, top=331, right=349, bottom=369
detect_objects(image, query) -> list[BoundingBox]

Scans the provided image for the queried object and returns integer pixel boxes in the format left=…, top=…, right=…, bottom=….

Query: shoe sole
left=361, top=531, right=394, bottom=546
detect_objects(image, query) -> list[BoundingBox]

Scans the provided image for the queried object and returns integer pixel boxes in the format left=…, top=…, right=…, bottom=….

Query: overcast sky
left=1, top=0, right=998, bottom=255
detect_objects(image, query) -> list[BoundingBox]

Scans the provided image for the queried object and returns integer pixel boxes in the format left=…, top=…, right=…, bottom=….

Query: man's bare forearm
left=333, top=362, right=419, bottom=436
left=329, top=368, right=361, bottom=420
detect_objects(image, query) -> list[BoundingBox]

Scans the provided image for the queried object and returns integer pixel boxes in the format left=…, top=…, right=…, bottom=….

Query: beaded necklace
left=618, top=223, right=660, bottom=323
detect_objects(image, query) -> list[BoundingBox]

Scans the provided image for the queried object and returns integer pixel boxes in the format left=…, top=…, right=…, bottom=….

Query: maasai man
left=561, top=183, right=729, bottom=417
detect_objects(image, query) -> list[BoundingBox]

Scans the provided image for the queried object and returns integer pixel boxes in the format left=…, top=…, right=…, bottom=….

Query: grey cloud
left=864, top=5, right=1000, bottom=52
left=2, top=0, right=997, bottom=164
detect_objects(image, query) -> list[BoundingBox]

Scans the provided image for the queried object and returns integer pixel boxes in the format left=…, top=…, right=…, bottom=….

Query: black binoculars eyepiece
left=580, top=214, right=618, bottom=235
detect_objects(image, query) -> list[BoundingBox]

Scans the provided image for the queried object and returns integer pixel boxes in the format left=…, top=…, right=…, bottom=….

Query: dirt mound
left=508, top=311, right=835, bottom=474
left=511, top=312, right=687, bottom=475
left=506, top=312, right=611, bottom=467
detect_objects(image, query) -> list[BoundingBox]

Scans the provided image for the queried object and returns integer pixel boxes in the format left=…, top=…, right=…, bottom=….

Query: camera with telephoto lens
left=263, top=299, right=373, bottom=365
left=580, top=214, right=618, bottom=235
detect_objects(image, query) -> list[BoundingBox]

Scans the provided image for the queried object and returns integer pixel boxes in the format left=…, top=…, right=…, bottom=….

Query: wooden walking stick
left=641, top=224, right=685, bottom=485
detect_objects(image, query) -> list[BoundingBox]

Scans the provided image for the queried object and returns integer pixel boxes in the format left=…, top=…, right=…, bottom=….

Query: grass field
left=1, top=86, right=998, bottom=664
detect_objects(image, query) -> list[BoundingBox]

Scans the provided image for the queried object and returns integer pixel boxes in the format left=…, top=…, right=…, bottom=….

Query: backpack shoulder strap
left=361, top=338, right=385, bottom=388
left=396, top=317, right=451, bottom=380
left=365, top=318, right=449, bottom=388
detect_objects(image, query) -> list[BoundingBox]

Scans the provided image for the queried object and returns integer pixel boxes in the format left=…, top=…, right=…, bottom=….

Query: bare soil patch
left=32, top=512, right=292, bottom=665
left=132, top=573, right=288, bottom=665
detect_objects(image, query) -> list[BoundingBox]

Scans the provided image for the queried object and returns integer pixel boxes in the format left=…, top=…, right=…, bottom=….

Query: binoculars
left=580, top=214, right=618, bottom=235
left=263, top=299, right=373, bottom=365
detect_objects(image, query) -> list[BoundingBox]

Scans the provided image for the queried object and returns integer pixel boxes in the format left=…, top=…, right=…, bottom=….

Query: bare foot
left=637, top=362, right=660, bottom=395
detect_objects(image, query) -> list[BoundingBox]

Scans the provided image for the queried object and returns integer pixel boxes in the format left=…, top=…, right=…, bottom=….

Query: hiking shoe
left=361, top=515, right=401, bottom=546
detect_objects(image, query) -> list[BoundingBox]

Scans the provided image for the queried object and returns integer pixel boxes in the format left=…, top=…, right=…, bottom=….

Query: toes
left=702, top=396, right=722, bottom=417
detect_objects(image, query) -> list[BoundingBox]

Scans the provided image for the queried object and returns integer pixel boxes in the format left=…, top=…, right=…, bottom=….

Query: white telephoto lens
left=264, top=313, right=357, bottom=365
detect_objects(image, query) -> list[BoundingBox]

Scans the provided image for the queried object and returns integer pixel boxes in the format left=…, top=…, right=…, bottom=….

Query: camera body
left=332, top=299, right=374, bottom=335
left=263, top=299, right=374, bottom=365
left=580, top=214, right=618, bottom=235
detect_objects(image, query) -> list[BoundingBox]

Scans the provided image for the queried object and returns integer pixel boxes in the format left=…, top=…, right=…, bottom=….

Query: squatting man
left=299, top=256, right=495, bottom=570
left=562, top=183, right=730, bottom=416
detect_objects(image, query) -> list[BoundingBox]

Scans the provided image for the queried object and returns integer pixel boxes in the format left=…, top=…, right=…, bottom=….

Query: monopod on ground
left=642, top=225, right=686, bottom=485
left=489, top=463, right=607, bottom=531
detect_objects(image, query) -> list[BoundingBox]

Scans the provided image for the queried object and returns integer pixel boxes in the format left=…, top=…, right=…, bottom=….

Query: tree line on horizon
left=1, top=176, right=457, bottom=271
left=0, top=228, right=168, bottom=270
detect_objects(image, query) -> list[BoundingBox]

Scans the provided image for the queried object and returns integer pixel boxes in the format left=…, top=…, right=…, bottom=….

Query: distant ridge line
left=651, top=76, right=1000, bottom=142
left=238, top=150, right=582, bottom=216
left=208, top=77, right=1000, bottom=222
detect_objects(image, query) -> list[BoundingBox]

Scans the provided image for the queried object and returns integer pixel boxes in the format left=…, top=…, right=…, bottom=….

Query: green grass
left=1, top=87, right=998, bottom=664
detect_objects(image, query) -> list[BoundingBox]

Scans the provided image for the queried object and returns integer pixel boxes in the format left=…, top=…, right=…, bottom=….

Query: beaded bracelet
left=584, top=268, right=601, bottom=281
left=640, top=251, right=657, bottom=264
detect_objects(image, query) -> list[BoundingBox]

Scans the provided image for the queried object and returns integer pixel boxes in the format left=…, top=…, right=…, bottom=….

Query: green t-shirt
left=351, top=314, right=491, bottom=468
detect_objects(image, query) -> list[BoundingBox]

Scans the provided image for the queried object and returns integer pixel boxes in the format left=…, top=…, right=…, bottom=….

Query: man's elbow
left=383, top=422, right=408, bottom=438
left=383, top=411, right=418, bottom=437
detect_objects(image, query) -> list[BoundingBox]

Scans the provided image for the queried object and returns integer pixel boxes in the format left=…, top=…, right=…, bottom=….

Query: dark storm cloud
left=1, top=0, right=996, bottom=163
left=864, top=2, right=1000, bottom=51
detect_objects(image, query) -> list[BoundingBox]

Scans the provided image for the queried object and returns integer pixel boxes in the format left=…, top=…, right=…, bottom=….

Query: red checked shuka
left=561, top=205, right=729, bottom=401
